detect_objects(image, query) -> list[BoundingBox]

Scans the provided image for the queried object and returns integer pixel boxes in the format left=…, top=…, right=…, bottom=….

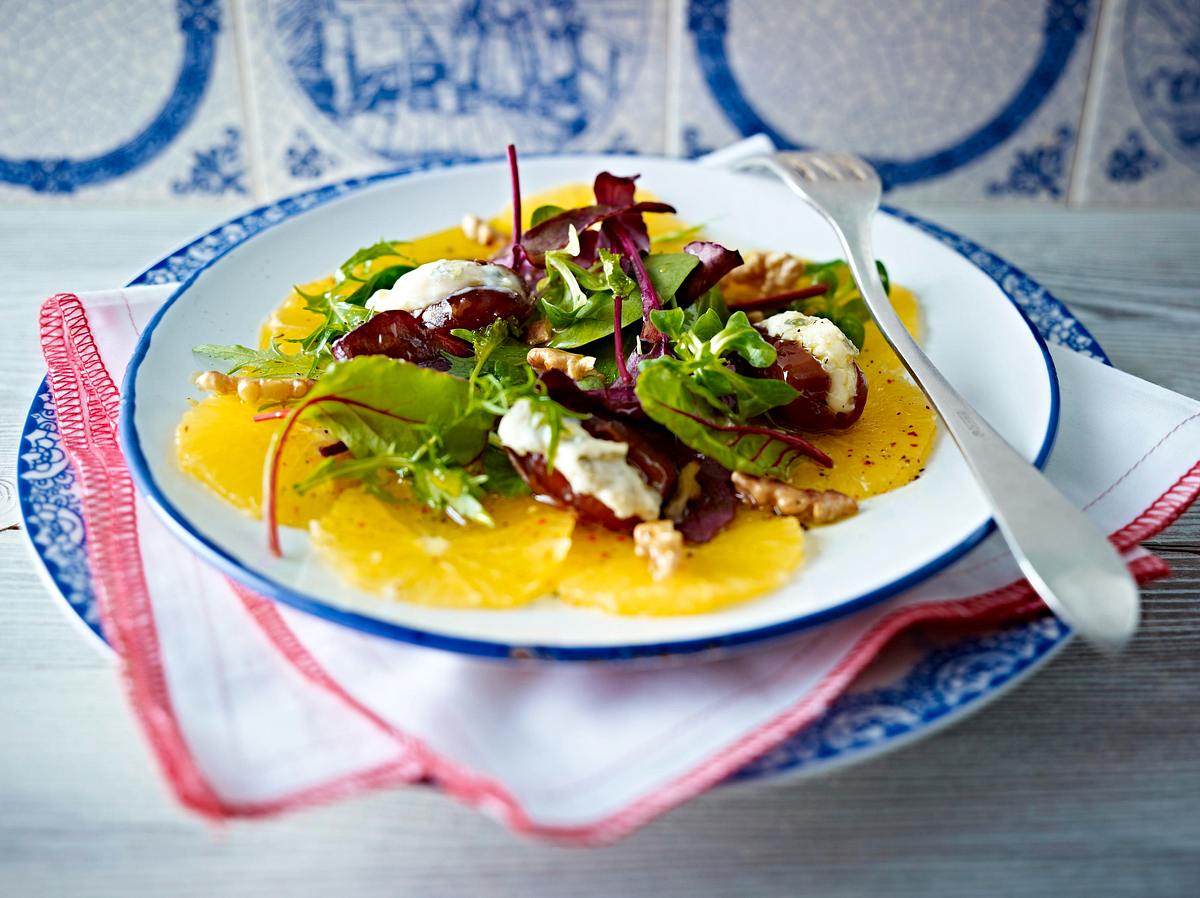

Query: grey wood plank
left=0, top=206, right=1197, bottom=898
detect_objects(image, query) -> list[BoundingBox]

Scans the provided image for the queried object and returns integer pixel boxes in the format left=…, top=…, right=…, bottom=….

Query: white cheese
left=366, top=259, right=524, bottom=314
left=497, top=399, right=662, bottom=522
left=761, top=311, right=860, bottom=413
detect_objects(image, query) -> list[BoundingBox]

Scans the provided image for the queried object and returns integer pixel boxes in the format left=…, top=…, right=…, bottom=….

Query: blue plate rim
left=113, top=154, right=1068, bottom=662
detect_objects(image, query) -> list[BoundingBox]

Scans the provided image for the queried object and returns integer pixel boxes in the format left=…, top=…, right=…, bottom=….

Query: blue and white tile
left=1072, top=0, right=1200, bottom=205
left=0, top=0, right=250, bottom=205
left=674, top=0, right=1099, bottom=203
left=237, top=0, right=672, bottom=199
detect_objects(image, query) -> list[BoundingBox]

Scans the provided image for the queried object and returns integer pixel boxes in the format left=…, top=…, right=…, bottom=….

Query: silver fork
left=734, top=151, right=1139, bottom=654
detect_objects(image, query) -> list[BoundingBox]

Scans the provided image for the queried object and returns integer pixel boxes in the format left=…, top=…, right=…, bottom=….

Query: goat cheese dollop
left=497, top=399, right=662, bottom=522
left=366, top=259, right=525, bottom=314
left=761, top=311, right=860, bottom=413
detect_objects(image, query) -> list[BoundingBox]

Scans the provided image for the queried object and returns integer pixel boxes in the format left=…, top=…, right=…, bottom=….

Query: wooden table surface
left=1, top=205, right=1197, bottom=897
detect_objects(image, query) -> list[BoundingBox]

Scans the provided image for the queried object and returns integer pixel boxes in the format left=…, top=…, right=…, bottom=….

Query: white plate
left=120, top=155, right=1058, bottom=661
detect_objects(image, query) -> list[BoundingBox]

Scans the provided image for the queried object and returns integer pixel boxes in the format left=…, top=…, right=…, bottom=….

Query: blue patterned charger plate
left=17, top=162, right=1105, bottom=784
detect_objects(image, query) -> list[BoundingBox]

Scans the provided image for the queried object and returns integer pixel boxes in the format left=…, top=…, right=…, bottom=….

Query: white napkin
left=36, top=131, right=1199, bottom=840
left=38, top=280, right=1198, bottom=842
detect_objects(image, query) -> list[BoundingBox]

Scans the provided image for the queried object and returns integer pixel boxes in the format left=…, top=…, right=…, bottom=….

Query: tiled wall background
left=3, top=0, right=1198, bottom=206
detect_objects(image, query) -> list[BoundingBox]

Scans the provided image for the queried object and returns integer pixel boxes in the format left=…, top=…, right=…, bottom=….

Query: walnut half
left=526, top=347, right=596, bottom=381
left=633, top=519, right=684, bottom=580
left=731, top=471, right=858, bottom=525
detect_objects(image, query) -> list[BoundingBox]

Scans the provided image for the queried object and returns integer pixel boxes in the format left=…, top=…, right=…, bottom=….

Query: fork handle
left=837, top=220, right=1139, bottom=653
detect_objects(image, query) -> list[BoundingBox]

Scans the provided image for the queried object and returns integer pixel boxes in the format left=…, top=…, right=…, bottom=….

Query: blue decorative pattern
left=285, top=129, right=338, bottom=179
left=172, top=126, right=248, bottom=195
left=0, top=0, right=220, bottom=193
left=986, top=124, right=1075, bottom=199
left=1124, top=0, right=1200, bottom=172
left=267, top=0, right=648, bottom=163
left=732, top=617, right=1069, bottom=781
left=18, top=160, right=1110, bottom=781
left=688, top=0, right=1091, bottom=188
left=18, top=389, right=102, bottom=640
left=1106, top=129, right=1166, bottom=183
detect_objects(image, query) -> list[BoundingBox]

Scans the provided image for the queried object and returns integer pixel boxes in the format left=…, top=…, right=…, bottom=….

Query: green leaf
left=339, top=263, right=415, bottom=307
left=876, top=259, right=891, bottom=296
left=650, top=308, right=777, bottom=370
left=193, top=343, right=319, bottom=379
left=538, top=226, right=610, bottom=332
left=539, top=250, right=699, bottom=352
left=599, top=248, right=638, bottom=302
left=690, top=308, right=725, bottom=343
left=289, top=283, right=373, bottom=366
left=409, top=462, right=491, bottom=525
left=305, top=355, right=492, bottom=464
left=708, top=311, right=776, bottom=368
left=549, top=292, right=640, bottom=349
left=298, top=451, right=493, bottom=526
left=450, top=320, right=516, bottom=369
left=635, top=359, right=805, bottom=479
left=683, top=287, right=729, bottom=326
left=531, top=205, right=565, bottom=227
left=542, top=225, right=591, bottom=313
left=544, top=248, right=648, bottom=350
left=648, top=307, right=687, bottom=341
left=644, top=252, right=699, bottom=302
left=338, top=240, right=412, bottom=278
left=829, top=297, right=869, bottom=350
left=446, top=321, right=551, bottom=422
left=480, top=445, right=530, bottom=496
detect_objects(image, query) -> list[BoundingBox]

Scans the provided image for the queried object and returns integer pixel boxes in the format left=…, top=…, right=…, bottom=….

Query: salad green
left=192, top=145, right=881, bottom=553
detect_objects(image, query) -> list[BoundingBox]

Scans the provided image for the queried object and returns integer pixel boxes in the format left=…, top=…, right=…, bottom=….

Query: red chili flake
left=907, top=431, right=919, bottom=437
left=910, top=443, right=918, bottom=448
left=599, top=551, right=610, bottom=559
left=890, top=441, right=897, bottom=447
left=536, top=518, right=546, bottom=525
left=863, top=459, right=874, bottom=466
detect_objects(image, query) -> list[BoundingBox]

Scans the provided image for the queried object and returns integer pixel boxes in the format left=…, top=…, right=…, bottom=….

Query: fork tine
left=787, top=157, right=816, bottom=181
left=809, top=155, right=843, bottom=180
left=833, top=152, right=871, bottom=181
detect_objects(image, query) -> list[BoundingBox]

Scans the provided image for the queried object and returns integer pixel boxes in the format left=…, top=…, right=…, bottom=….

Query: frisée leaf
left=193, top=342, right=321, bottom=379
